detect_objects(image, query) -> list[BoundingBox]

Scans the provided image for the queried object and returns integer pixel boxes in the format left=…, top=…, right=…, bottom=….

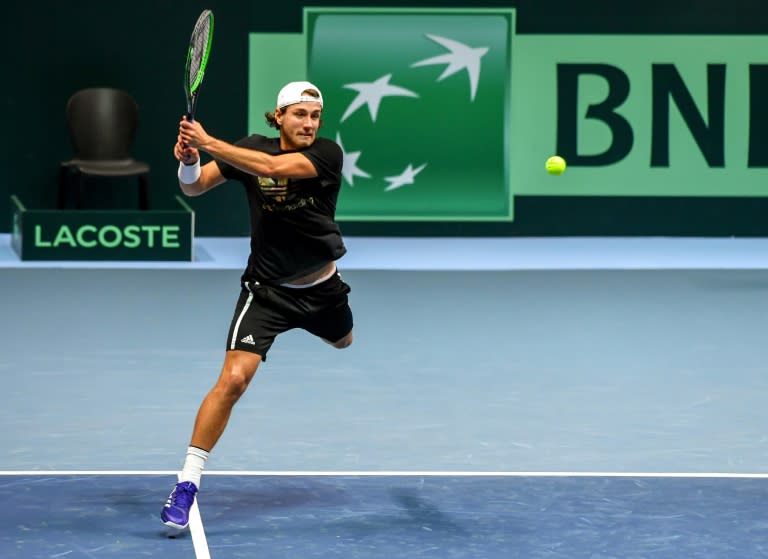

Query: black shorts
left=226, top=270, right=353, bottom=359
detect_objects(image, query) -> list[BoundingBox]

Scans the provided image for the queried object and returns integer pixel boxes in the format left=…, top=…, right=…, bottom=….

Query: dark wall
left=6, top=0, right=768, bottom=236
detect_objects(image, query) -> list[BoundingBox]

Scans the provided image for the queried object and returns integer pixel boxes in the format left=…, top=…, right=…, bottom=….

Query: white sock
left=180, top=446, right=209, bottom=488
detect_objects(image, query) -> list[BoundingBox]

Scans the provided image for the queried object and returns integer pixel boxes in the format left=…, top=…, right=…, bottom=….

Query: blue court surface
left=2, top=235, right=768, bottom=558
left=1, top=472, right=767, bottom=558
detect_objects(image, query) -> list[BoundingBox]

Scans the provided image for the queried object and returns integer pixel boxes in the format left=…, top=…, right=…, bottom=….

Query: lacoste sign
left=11, top=196, right=194, bottom=261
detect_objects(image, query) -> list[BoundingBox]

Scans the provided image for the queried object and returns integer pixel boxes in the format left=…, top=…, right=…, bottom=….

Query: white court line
left=1, top=470, right=768, bottom=478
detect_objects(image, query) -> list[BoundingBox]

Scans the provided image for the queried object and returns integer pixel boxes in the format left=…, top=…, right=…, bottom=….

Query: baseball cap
left=276, top=81, right=324, bottom=109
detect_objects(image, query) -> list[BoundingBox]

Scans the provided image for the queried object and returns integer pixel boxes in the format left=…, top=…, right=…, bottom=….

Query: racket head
left=184, top=9, right=214, bottom=118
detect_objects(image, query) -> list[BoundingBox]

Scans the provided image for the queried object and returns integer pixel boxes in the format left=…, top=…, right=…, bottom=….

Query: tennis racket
left=183, top=9, right=214, bottom=122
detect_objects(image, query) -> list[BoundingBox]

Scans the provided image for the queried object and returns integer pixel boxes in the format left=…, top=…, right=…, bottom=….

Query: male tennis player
left=160, top=81, right=353, bottom=529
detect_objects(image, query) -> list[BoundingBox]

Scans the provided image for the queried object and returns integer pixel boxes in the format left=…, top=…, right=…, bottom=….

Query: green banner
left=307, top=8, right=514, bottom=221
left=11, top=196, right=195, bottom=261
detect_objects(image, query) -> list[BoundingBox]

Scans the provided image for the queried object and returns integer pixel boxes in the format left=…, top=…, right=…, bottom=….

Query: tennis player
left=161, top=81, right=353, bottom=529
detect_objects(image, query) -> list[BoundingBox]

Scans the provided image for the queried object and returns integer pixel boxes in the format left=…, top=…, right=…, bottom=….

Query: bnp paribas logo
left=305, top=8, right=515, bottom=221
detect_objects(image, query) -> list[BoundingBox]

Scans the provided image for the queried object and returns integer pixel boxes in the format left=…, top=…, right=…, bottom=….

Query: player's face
left=277, top=102, right=322, bottom=150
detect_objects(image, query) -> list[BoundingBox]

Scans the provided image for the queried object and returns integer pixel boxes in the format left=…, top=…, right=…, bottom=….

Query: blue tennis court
left=1, top=236, right=767, bottom=558
left=2, top=472, right=767, bottom=558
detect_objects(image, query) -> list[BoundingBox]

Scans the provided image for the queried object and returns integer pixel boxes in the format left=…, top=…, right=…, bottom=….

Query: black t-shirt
left=214, top=135, right=346, bottom=284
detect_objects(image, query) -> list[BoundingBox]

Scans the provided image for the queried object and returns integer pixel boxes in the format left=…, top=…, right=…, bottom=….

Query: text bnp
left=557, top=63, right=768, bottom=167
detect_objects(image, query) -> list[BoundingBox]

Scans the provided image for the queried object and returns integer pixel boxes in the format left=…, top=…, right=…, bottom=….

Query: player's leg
left=300, top=270, right=354, bottom=349
left=190, top=349, right=262, bottom=451
left=326, top=330, right=353, bottom=348
left=191, top=280, right=284, bottom=452
left=160, top=350, right=262, bottom=530
left=162, top=281, right=284, bottom=529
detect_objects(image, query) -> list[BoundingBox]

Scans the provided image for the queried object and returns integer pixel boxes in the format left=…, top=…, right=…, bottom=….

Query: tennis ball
left=545, top=155, right=566, bottom=175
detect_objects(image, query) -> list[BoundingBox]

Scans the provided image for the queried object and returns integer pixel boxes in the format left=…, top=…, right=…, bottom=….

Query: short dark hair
left=264, top=110, right=280, bottom=129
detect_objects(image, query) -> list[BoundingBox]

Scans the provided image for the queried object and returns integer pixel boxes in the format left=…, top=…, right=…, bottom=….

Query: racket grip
left=182, top=112, right=194, bottom=148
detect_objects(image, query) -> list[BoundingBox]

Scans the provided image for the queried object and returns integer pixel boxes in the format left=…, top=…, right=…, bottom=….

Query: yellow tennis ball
left=545, top=155, right=566, bottom=175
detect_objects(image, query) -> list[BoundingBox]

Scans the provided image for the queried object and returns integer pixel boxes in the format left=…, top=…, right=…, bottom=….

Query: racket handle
left=182, top=112, right=194, bottom=148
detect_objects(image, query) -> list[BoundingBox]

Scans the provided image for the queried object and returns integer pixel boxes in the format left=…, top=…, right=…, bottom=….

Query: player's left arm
left=179, top=118, right=317, bottom=179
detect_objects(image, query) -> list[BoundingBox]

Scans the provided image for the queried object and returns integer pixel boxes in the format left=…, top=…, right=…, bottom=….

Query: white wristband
left=178, top=160, right=201, bottom=184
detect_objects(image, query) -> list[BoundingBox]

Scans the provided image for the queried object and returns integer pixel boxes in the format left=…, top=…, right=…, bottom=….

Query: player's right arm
left=174, top=136, right=226, bottom=197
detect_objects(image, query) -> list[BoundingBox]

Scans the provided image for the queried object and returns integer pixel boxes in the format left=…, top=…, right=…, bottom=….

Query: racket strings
left=187, top=25, right=210, bottom=90
left=187, top=12, right=213, bottom=94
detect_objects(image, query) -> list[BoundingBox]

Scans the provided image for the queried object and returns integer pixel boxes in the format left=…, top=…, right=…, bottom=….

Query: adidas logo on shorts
left=240, top=334, right=256, bottom=345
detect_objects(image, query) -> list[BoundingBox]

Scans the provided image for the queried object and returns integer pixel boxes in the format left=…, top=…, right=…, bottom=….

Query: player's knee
left=218, top=353, right=261, bottom=398
left=223, top=372, right=250, bottom=396
left=213, top=372, right=249, bottom=403
left=331, top=331, right=353, bottom=349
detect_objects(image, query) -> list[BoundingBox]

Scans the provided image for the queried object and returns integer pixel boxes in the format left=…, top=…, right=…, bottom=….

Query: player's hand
left=174, top=136, right=199, bottom=164
left=179, top=116, right=213, bottom=150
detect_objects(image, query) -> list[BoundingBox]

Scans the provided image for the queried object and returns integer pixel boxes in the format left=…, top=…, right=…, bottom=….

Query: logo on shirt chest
left=257, top=176, right=290, bottom=202
left=256, top=176, right=317, bottom=212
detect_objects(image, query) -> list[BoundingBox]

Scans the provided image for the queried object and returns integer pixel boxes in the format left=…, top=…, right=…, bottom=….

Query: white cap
left=276, top=81, right=324, bottom=109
